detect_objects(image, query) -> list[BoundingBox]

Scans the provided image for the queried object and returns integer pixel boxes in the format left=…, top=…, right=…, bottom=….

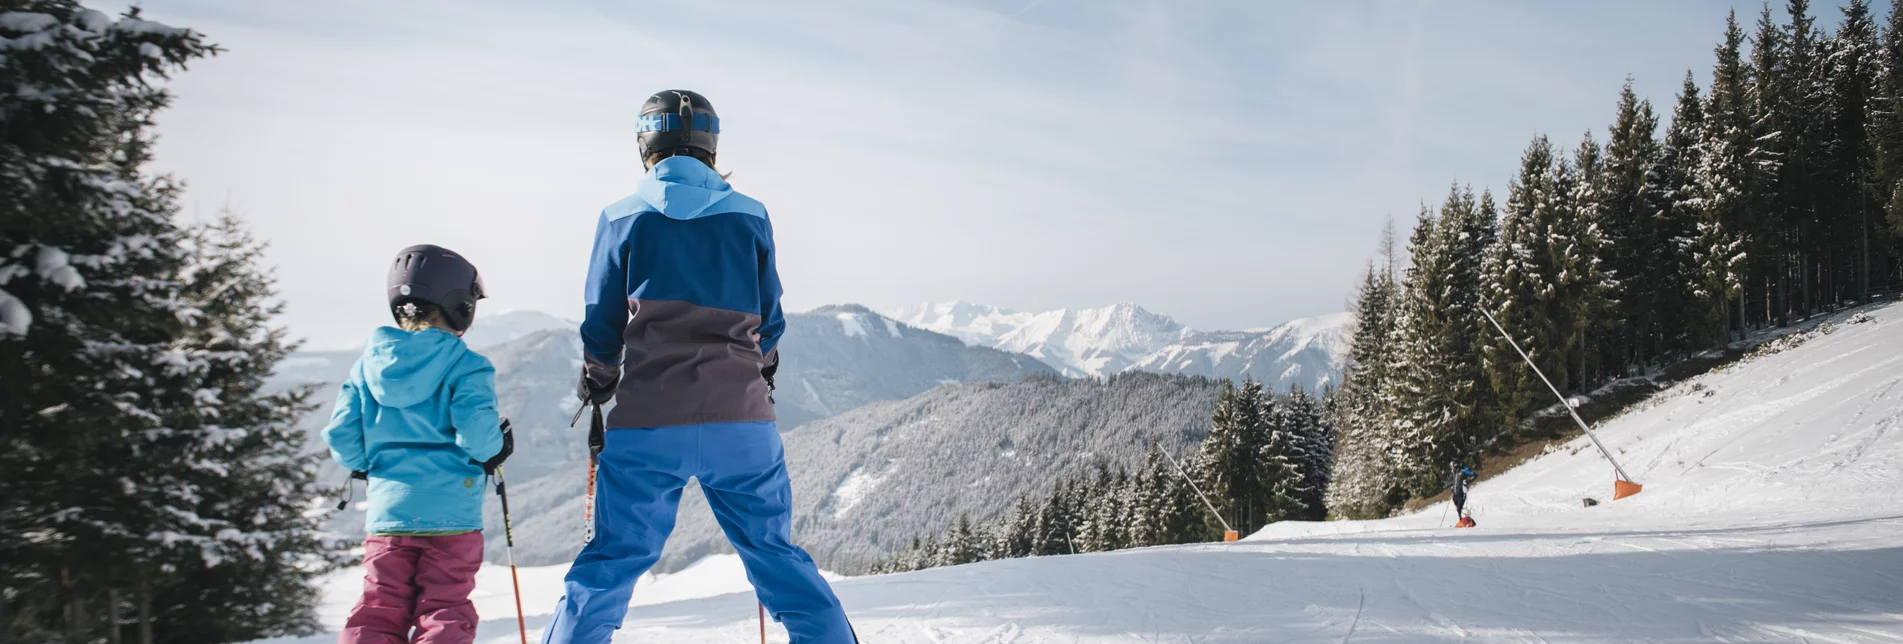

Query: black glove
left=578, top=369, right=616, bottom=406
left=762, top=360, right=777, bottom=393
left=338, top=470, right=368, bottom=510
left=476, top=418, right=514, bottom=474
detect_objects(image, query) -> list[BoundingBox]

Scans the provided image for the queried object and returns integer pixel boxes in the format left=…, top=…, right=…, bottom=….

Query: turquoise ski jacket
left=323, top=327, right=504, bottom=534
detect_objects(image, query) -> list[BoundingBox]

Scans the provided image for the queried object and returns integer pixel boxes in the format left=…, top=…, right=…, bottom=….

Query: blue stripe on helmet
left=635, top=113, right=721, bottom=134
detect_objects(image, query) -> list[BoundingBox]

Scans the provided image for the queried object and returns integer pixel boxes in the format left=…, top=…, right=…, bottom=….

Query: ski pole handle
left=588, top=404, right=605, bottom=457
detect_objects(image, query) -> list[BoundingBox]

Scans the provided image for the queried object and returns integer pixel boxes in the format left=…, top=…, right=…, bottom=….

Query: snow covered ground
left=268, top=302, right=1903, bottom=642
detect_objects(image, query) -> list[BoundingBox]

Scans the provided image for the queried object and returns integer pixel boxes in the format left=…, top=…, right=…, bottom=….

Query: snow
left=108, top=17, right=190, bottom=37
left=883, top=317, right=902, bottom=338
left=893, top=301, right=1349, bottom=387
left=0, top=288, right=28, bottom=336
left=836, top=312, right=868, bottom=339
left=887, top=300, right=1032, bottom=346
left=260, top=555, right=840, bottom=644
left=827, top=466, right=888, bottom=519
left=798, top=378, right=833, bottom=416
left=262, top=303, right=1903, bottom=642
left=34, top=246, right=84, bottom=291
left=0, top=12, right=59, bottom=32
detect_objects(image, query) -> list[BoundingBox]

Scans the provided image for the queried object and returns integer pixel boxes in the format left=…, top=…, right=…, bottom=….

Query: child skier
left=544, top=90, right=854, bottom=643
left=1451, top=463, right=1478, bottom=528
left=324, top=245, right=514, bottom=644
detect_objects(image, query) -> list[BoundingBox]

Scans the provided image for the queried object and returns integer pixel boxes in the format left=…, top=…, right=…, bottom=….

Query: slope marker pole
left=1154, top=440, right=1240, bottom=542
left=1478, top=308, right=1640, bottom=497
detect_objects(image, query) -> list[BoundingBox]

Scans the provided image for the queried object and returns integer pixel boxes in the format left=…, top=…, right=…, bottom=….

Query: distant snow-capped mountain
left=458, top=309, right=577, bottom=351
left=1128, top=312, right=1352, bottom=392
left=889, top=301, right=1191, bottom=377
left=889, top=301, right=1350, bottom=390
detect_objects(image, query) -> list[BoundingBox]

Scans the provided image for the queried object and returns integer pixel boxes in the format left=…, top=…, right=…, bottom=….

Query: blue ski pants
left=540, top=421, right=852, bottom=643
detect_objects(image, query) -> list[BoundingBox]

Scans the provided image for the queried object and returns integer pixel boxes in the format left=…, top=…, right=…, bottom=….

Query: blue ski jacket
left=580, top=156, right=783, bottom=429
left=323, top=327, right=504, bottom=534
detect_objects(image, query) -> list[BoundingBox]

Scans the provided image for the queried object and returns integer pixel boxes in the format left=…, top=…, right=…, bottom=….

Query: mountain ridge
left=889, top=301, right=1350, bottom=391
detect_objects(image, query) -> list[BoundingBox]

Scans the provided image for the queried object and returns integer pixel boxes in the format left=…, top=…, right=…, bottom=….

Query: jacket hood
left=628, top=156, right=768, bottom=221
left=359, top=327, right=466, bottom=408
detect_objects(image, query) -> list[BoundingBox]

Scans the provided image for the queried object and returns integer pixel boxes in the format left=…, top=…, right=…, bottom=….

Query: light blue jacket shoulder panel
left=602, top=156, right=768, bottom=222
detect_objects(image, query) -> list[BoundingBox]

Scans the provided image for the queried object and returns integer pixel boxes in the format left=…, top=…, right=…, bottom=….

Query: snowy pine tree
left=1198, top=380, right=1277, bottom=535
left=1822, top=0, right=1887, bottom=301
left=1648, top=71, right=1709, bottom=359
left=139, top=215, right=346, bottom=641
left=0, top=4, right=346, bottom=640
left=1255, top=390, right=1309, bottom=524
left=1695, top=10, right=1756, bottom=345
left=1325, top=258, right=1403, bottom=519
left=947, top=512, right=979, bottom=566
left=1485, top=135, right=1568, bottom=425
left=1130, top=443, right=1171, bottom=547
left=1283, top=384, right=1335, bottom=520
left=1875, top=0, right=1903, bottom=244
left=1032, top=478, right=1076, bottom=556
left=1555, top=134, right=1615, bottom=391
left=1598, top=79, right=1666, bottom=369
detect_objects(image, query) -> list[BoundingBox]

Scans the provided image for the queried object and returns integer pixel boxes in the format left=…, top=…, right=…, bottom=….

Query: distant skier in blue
left=541, top=90, right=854, bottom=643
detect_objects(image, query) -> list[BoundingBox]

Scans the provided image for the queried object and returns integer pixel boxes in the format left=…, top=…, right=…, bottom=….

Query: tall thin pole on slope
left=1154, top=439, right=1239, bottom=541
left=1479, top=307, right=1635, bottom=483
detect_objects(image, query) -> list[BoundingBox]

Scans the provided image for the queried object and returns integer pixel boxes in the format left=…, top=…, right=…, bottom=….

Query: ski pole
left=572, top=403, right=606, bottom=544
left=496, top=467, right=529, bottom=644
left=759, top=602, right=766, bottom=644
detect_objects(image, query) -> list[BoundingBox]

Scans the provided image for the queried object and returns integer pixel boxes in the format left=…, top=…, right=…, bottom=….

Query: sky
left=105, top=0, right=1862, bottom=350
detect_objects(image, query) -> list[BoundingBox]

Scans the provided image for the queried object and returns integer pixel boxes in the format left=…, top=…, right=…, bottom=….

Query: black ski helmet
left=636, top=89, right=719, bottom=162
left=386, top=244, right=485, bottom=333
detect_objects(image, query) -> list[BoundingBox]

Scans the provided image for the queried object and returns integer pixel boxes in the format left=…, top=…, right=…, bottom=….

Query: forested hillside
left=492, top=372, right=1229, bottom=573
left=1329, top=0, right=1903, bottom=519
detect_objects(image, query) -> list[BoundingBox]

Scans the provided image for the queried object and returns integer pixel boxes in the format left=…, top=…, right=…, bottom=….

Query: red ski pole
left=573, top=404, right=606, bottom=544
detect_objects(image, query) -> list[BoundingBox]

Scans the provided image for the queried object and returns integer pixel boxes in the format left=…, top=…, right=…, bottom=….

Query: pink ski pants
left=341, top=531, right=483, bottom=644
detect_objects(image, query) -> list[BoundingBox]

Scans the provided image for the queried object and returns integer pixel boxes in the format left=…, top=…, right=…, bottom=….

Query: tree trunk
left=60, top=566, right=78, bottom=643
left=136, top=580, right=152, bottom=644
left=1862, top=173, right=1872, bottom=302
left=106, top=588, right=121, bottom=644
left=1778, top=253, right=1790, bottom=328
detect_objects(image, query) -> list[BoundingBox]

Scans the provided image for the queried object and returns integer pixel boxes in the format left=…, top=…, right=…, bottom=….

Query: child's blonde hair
left=394, top=301, right=450, bottom=332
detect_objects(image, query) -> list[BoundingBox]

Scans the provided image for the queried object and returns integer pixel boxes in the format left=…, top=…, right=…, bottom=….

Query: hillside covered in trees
left=1328, top=0, right=1903, bottom=519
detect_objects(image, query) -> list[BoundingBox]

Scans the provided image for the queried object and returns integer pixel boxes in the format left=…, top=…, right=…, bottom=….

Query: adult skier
left=1451, top=463, right=1478, bottom=528
left=542, top=90, right=854, bottom=643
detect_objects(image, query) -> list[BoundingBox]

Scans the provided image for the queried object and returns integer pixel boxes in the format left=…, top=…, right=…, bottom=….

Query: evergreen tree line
left=1327, top=0, right=1903, bottom=519
left=869, top=381, right=1335, bottom=574
left=1, top=3, right=345, bottom=642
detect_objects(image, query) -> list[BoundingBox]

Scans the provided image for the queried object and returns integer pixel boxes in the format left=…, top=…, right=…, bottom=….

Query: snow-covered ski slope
left=266, top=302, right=1903, bottom=643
